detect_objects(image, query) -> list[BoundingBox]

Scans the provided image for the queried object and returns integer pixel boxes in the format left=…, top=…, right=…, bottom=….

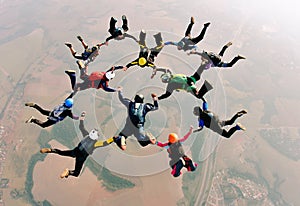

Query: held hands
left=80, top=111, right=86, bottom=120
left=151, top=93, right=158, bottom=101
left=116, top=86, right=123, bottom=91
left=123, top=66, right=128, bottom=71
left=189, top=125, right=194, bottom=133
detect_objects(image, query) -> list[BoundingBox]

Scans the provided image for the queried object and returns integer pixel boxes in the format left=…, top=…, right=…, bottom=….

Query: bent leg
left=122, top=15, right=128, bottom=31
left=218, top=42, right=232, bottom=56
left=171, top=160, right=184, bottom=177
left=185, top=20, right=194, bottom=37
left=32, top=104, right=51, bottom=116
left=32, top=119, right=56, bottom=128
left=69, top=154, right=88, bottom=177
left=218, top=55, right=245, bottom=67
left=52, top=148, right=76, bottom=157
left=191, top=23, right=209, bottom=45
left=183, top=156, right=197, bottom=172
left=109, top=17, right=117, bottom=34
left=221, top=126, right=238, bottom=138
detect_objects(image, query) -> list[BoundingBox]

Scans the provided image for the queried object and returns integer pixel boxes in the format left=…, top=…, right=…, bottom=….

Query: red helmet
left=168, top=133, right=178, bottom=143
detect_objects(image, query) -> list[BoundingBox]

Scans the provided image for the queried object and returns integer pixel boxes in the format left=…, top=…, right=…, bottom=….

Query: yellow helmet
left=168, top=133, right=178, bottom=143
left=138, top=57, right=147, bottom=66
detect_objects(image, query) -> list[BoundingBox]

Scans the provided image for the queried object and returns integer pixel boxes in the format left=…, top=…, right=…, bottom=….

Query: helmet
left=134, top=94, right=144, bottom=103
left=92, top=46, right=98, bottom=52
left=160, top=73, right=171, bottom=83
left=138, top=57, right=147, bottom=66
left=168, top=133, right=178, bottom=143
left=177, top=41, right=184, bottom=50
left=64, top=98, right=73, bottom=108
left=193, top=106, right=202, bottom=116
left=89, top=129, right=99, bottom=140
left=105, top=71, right=115, bottom=80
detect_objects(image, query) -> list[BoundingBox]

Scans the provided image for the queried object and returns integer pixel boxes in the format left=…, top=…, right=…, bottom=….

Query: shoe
left=204, top=22, right=210, bottom=27
left=226, top=42, right=233, bottom=47
left=25, top=102, right=35, bottom=107
left=25, top=116, right=34, bottom=123
left=237, top=110, right=247, bottom=117
left=122, top=15, right=127, bottom=20
left=76, top=60, right=85, bottom=69
left=191, top=17, right=195, bottom=24
left=65, top=42, right=72, bottom=48
left=60, top=168, right=69, bottom=178
left=65, top=70, right=76, bottom=76
left=77, top=35, right=83, bottom=42
left=40, top=148, right=52, bottom=153
left=236, top=123, right=246, bottom=131
left=237, top=55, right=246, bottom=60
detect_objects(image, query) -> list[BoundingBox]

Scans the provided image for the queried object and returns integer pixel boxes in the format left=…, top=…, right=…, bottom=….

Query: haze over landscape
left=0, top=0, right=299, bottom=205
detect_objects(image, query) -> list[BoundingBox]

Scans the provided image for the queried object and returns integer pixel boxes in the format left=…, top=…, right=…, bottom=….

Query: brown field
left=32, top=140, right=183, bottom=206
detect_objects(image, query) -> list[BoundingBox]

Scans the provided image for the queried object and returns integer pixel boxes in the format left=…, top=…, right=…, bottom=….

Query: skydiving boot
left=237, top=55, right=246, bottom=60
left=25, top=116, right=35, bottom=123
left=60, top=168, right=69, bottom=178
left=139, top=30, right=146, bottom=46
left=77, top=35, right=83, bottom=42
left=40, top=148, right=52, bottom=153
left=204, top=22, right=211, bottom=27
left=237, top=110, right=247, bottom=117
left=153, top=32, right=163, bottom=46
left=191, top=16, right=195, bottom=24
left=25, top=102, right=35, bottom=107
left=65, top=42, right=72, bottom=48
left=65, top=70, right=76, bottom=76
left=76, top=60, right=85, bottom=70
left=236, top=123, right=246, bottom=131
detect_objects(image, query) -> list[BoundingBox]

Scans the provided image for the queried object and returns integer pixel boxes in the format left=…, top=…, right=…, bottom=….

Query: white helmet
left=105, top=71, right=115, bottom=80
left=89, top=129, right=99, bottom=140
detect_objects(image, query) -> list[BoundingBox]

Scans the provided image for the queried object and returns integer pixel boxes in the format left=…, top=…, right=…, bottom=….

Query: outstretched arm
left=124, top=33, right=138, bottom=42
left=94, top=137, right=114, bottom=148
left=164, top=41, right=177, bottom=46
left=179, top=126, right=193, bottom=142
left=118, top=88, right=131, bottom=107
left=100, top=81, right=116, bottom=92
left=79, top=112, right=89, bottom=137
left=156, top=141, right=169, bottom=148
left=151, top=67, right=172, bottom=79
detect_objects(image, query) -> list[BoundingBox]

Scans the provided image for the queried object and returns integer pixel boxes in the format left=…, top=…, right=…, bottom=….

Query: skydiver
left=25, top=93, right=79, bottom=128
left=153, top=126, right=197, bottom=177
left=193, top=101, right=247, bottom=138
left=65, top=35, right=106, bottom=68
left=65, top=65, right=125, bottom=95
left=105, top=15, right=138, bottom=43
left=123, top=30, right=164, bottom=78
left=39, top=111, right=114, bottom=178
left=155, top=68, right=213, bottom=101
left=164, top=17, right=210, bottom=52
left=188, top=42, right=246, bottom=72
left=112, top=87, right=158, bottom=150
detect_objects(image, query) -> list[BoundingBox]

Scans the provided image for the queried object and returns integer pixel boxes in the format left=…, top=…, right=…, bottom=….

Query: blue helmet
left=64, top=98, right=73, bottom=108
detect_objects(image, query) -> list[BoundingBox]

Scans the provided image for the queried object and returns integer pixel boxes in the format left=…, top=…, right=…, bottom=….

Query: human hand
left=117, top=86, right=123, bottom=91
left=123, top=66, right=128, bottom=71
left=80, top=111, right=86, bottom=120
left=189, top=125, right=194, bottom=133
left=151, top=93, right=158, bottom=101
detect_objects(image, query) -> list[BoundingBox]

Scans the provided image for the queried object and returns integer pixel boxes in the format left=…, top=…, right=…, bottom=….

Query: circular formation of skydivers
left=25, top=16, right=247, bottom=178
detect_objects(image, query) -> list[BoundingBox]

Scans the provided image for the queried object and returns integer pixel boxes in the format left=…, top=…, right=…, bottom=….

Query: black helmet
left=134, top=94, right=144, bottom=103
left=193, top=106, right=202, bottom=116
left=92, top=46, right=98, bottom=52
